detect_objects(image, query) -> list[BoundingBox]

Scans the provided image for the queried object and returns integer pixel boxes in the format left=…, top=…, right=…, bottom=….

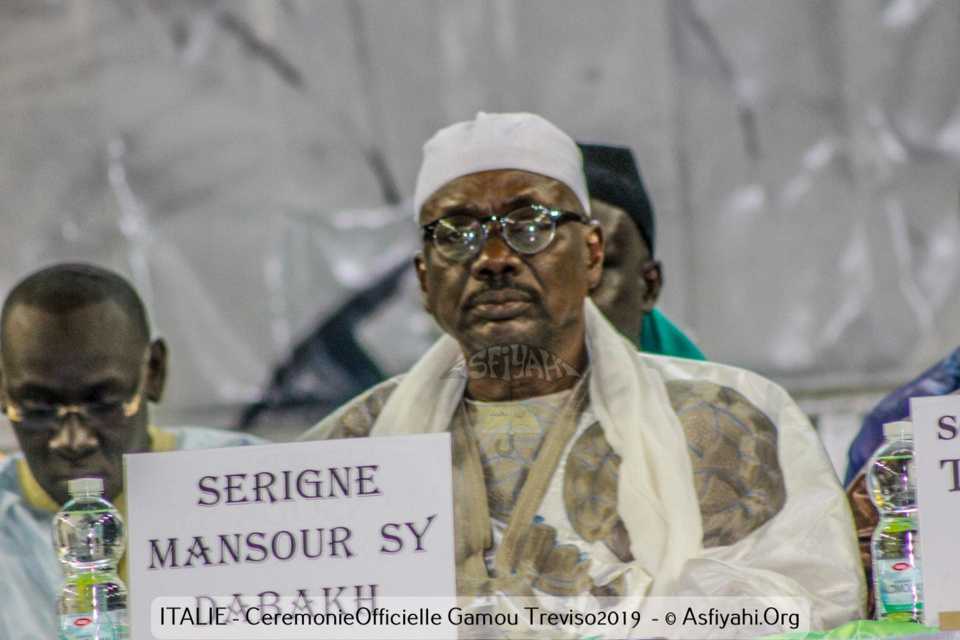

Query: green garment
left=640, top=308, right=706, bottom=360
left=764, top=620, right=935, bottom=639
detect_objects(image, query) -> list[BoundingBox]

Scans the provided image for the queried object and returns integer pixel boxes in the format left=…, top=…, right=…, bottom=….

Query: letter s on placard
left=939, top=415, right=959, bottom=440
left=198, top=476, right=221, bottom=506
left=380, top=523, right=403, bottom=554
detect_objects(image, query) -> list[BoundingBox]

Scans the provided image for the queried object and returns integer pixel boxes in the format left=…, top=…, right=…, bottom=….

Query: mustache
left=464, top=281, right=540, bottom=309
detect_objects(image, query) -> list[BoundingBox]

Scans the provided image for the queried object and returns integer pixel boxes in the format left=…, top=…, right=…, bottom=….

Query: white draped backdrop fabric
left=1, top=0, right=959, bottom=431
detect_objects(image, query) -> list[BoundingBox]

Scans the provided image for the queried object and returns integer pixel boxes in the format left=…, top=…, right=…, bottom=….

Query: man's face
left=0, top=301, right=165, bottom=505
left=415, top=169, right=604, bottom=359
left=589, top=199, right=661, bottom=345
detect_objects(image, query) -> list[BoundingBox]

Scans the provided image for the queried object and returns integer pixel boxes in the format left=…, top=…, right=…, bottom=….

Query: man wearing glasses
left=0, top=263, right=262, bottom=638
left=303, top=112, right=863, bottom=634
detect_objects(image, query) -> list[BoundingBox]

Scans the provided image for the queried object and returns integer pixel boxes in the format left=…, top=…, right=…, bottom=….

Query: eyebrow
left=11, top=379, right=130, bottom=403
left=501, top=195, right=536, bottom=210
left=438, top=195, right=540, bottom=219
left=7, top=384, right=60, bottom=403
left=437, top=203, right=480, bottom=218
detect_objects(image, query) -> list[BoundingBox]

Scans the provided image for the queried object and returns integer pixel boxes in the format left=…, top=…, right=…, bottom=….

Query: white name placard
left=910, top=395, right=960, bottom=628
left=124, top=433, right=455, bottom=639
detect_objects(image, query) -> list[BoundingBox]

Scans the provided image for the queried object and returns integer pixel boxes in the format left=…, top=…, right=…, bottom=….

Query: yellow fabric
left=148, top=425, right=177, bottom=453
left=17, top=425, right=176, bottom=583
left=17, top=458, right=60, bottom=513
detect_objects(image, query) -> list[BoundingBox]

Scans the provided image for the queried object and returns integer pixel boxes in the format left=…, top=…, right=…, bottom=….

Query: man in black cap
left=581, top=143, right=705, bottom=359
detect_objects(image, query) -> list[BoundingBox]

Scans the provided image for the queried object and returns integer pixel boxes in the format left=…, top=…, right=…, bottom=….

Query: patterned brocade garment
left=322, top=377, right=786, bottom=597
left=845, top=471, right=878, bottom=618
left=664, top=380, right=785, bottom=548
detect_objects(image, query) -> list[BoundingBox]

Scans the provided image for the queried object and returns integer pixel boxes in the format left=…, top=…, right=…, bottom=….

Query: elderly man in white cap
left=302, top=112, right=864, bottom=634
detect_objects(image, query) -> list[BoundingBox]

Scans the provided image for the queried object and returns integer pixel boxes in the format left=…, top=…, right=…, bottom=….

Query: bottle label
left=877, top=558, right=924, bottom=614
left=61, top=611, right=123, bottom=639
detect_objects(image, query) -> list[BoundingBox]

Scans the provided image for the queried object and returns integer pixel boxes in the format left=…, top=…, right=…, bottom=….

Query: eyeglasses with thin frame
left=3, top=355, right=151, bottom=432
left=421, top=204, right=589, bottom=263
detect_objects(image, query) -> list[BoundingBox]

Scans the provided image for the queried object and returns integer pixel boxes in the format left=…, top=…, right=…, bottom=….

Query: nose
left=49, top=413, right=99, bottom=459
left=471, top=223, right=523, bottom=280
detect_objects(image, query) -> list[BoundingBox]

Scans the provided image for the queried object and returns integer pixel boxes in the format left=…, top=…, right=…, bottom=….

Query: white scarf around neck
left=370, top=299, right=703, bottom=595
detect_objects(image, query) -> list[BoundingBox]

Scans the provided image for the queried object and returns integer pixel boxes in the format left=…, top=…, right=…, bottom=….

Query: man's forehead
left=2, top=301, right=143, bottom=361
left=420, top=169, right=582, bottom=221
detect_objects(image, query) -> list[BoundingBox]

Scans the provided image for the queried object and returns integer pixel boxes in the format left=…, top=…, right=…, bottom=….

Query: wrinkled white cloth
left=356, top=300, right=865, bottom=630
left=0, top=426, right=265, bottom=640
left=651, top=354, right=867, bottom=631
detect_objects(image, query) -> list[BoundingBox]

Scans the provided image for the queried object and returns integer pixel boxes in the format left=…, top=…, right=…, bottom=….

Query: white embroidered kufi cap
left=413, top=112, right=590, bottom=220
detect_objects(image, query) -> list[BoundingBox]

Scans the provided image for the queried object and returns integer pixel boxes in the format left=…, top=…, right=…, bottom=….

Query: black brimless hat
left=578, top=143, right=655, bottom=255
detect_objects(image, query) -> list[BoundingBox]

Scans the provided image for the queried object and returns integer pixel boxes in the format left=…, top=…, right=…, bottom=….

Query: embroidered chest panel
left=564, top=379, right=785, bottom=553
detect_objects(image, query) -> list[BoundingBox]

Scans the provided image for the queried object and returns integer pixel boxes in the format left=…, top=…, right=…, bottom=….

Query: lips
left=468, top=289, right=534, bottom=320
left=471, top=290, right=532, bottom=305
left=48, top=455, right=107, bottom=483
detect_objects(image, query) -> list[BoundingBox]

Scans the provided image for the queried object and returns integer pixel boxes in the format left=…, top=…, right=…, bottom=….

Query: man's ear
left=414, top=251, right=428, bottom=294
left=145, top=338, right=168, bottom=403
left=414, top=251, right=434, bottom=314
left=0, top=360, right=6, bottom=415
left=639, top=259, right=663, bottom=313
left=585, top=221, right=605, bottom=290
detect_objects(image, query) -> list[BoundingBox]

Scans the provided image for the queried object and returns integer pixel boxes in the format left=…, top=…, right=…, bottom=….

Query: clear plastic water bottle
left=866, top=420, right=923, bottom=623
left=52, top=477, right=130, bottom=640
